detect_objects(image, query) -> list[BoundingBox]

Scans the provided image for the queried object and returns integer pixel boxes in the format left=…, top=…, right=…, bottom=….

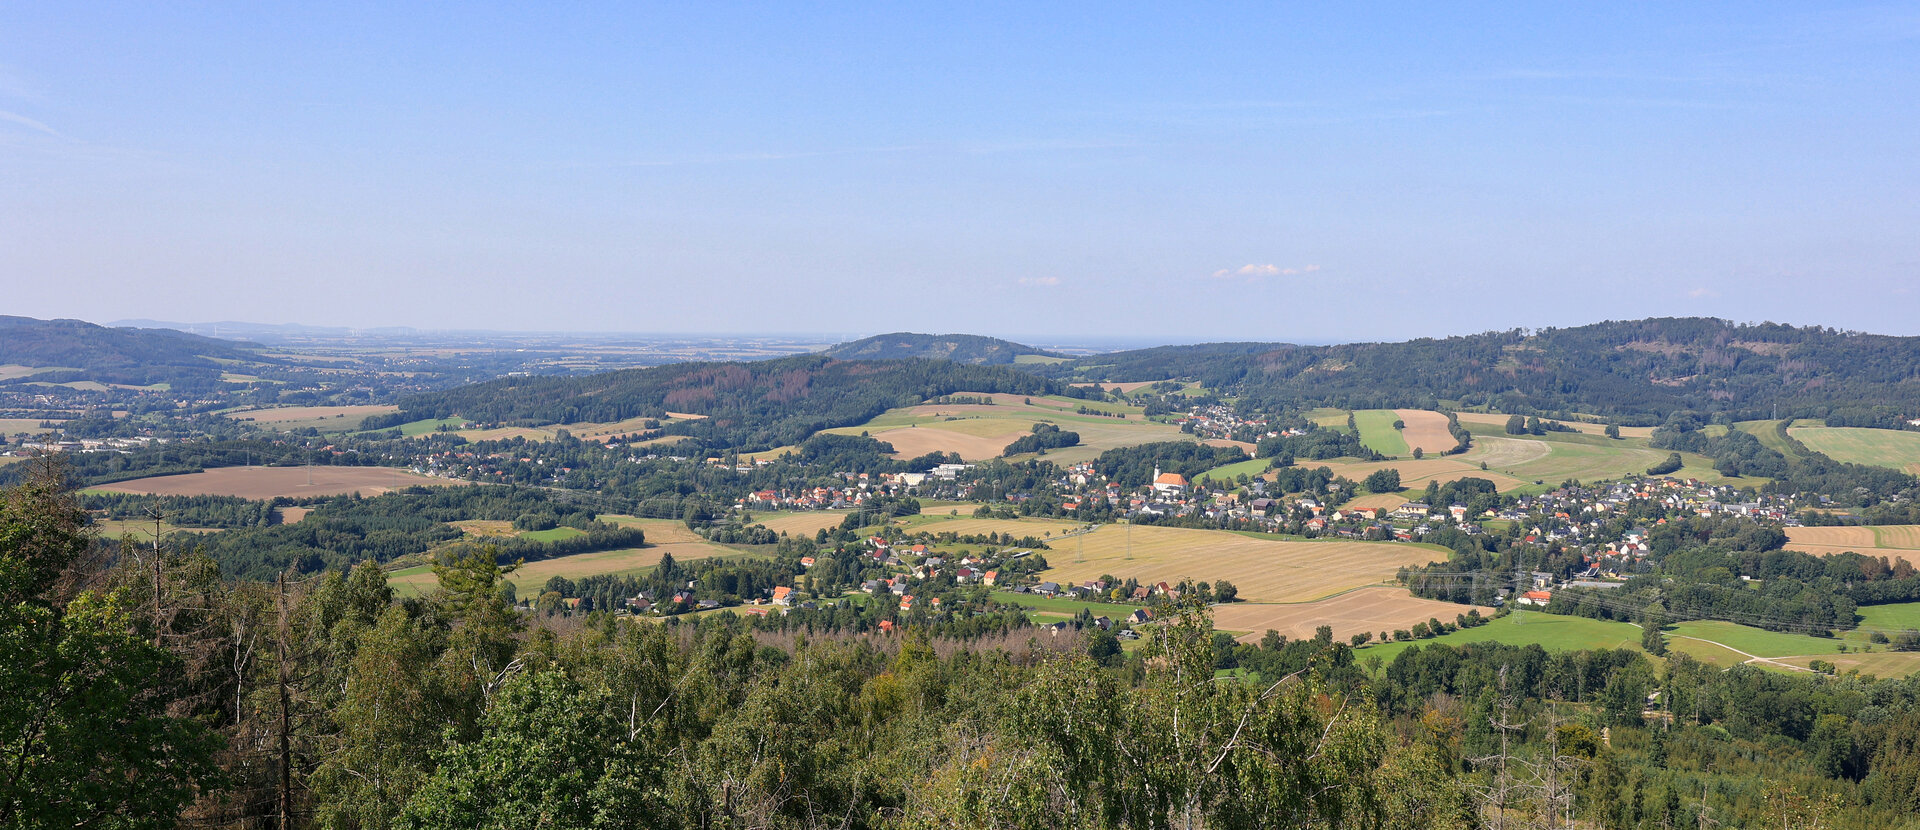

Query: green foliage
left=1363, top=468, right=1403, bottom=494
left=1003, top=422, right=1081, bottom=455
left=0, top=463, right=221, bottom=829
left=396, top=671, right=664, bottom=830
left=1094, top=441, right=1247, bottom=487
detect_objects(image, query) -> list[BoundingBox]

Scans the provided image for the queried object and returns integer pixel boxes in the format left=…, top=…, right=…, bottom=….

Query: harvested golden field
left=1212, top=588, right=1490, bottom=644
left=1785, top=526, right=1879, bottom=552
left=94, top=467, right=459, bottom=499
left=1346, top=493, right=1411, bottom=511
left=276, top=506, right=311, bottom=524
left=1391, top=410, right=1458, bottom=456
left=872, top=425, right=1021, bottom=461
left=1784, top=525, right=1920, bottom=559
left=227, top=404, right=398, bottom=425
left=1039, top=524, right=1447, bottom=603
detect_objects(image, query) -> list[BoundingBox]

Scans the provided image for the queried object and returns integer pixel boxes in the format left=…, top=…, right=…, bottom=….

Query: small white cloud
left=1210, top=263, right=1320, bottom=281
left=1687, top=287, right=1719, bottom=298
left=1018, top=276, right=1062, bottom=287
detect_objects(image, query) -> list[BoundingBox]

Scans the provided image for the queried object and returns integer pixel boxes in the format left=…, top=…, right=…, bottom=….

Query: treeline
left=82, top=492, right=275, bottom=529
left=1093, top=441, right=1247, bottom=487
left=179, top=485, right=637, bottom=580
left=393, top=355, right=1061, bottom=451
left=1255, top=424, right=1381, bottom=462
left=11, top=438, right=379, bottom=487
left=1002, top=422, right=1080, bottom=455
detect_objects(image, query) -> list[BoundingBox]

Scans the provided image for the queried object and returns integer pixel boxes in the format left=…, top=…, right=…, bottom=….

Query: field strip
left=1392, top=410, right=1457, bottom=455
left=1466, top=436, right=1553, bottom=468
left=1669, top=635, right=1813, bottom=672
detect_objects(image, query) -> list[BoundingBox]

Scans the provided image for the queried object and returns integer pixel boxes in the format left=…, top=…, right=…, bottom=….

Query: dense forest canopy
left=1023, top=318, right=1920, bottom=420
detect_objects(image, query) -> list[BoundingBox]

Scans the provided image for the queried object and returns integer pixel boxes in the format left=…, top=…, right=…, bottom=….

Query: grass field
left=807, top=394, right=1188, bottom=464
left=0, top=418, right=62, bottom=436
left=0, top=364, right=66, bottom=381
left=226, top=404, right=398, bottom=432
left=1734, top=420, right=1808, bottom=458
left=1037, top=524, right=1447, bottom=603
left=1356, top=613, right=1646, bottom=666
left=1353, top=410, right=1410, bottom=457
left=1211, top=587, right=1490, bottom=645
left=1789, top=427, right=1920, bottom=474
left=1860, top=602, right=1920, bottom=632
left=93, top=466, right=460, bottom=499
left=1217, top=409, right=1733, bottom=496
left=1238, top=418, right=1741, bottom=495
left=1668, top=620, right=1847, bottom=660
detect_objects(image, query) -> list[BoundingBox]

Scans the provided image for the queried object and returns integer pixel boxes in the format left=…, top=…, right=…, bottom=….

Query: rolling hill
left=392, top=354, right=1067, bottom=452
left=822, top=333, right=1063, bottom=365
left=0, top=315, right=273, bottom=386
left=1020, top=318, right=1920, bottom=422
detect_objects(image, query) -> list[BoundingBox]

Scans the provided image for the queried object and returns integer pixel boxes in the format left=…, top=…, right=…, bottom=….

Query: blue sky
left=3, top=3, right=1916, bottom=342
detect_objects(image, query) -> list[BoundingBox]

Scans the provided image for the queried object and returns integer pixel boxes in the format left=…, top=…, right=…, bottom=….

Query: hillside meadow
left=1788, top=426, right=1920, bottom=474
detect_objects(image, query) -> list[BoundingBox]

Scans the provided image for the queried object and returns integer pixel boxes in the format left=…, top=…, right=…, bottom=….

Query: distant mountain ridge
left=0, top=316, right=269, bottom=385
left=822, top=333, right=1063, bottom=365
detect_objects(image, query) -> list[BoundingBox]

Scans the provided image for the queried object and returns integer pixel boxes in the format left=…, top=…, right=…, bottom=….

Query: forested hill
left=394, top=354, right=1061, bottom=451
left=0, top=315, right=271, bottom=385
left=821, top=332, right=1063, bottom=365
left=1023, top=318, right=1920, bottom=421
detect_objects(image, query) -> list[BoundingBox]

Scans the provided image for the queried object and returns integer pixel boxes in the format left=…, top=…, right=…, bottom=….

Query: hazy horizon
left=5, top=5, right=1917, bottom=339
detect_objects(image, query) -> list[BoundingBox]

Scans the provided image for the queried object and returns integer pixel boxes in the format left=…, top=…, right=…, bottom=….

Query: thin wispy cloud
left=1210, top=264, right=1320, bottom=281
left=1018, top=276, right=1062, bottom=287
left=1687, top=287, right=1719, bottom=298
left=0, top=109, right=60, bottom=137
